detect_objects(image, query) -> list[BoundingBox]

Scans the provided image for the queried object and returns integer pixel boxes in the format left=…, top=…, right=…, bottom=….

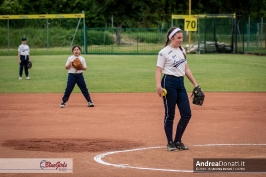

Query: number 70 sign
left=184, top=18, right=197, bottom=31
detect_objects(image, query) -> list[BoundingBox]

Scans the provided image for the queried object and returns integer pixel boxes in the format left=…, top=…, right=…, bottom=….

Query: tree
left=0, top=0, right=265, bottom=28
left=0, top=0, right=23, bottom=14
left=91, top=0, right=149, bottom=28
left=91, top=0, right=151, bottom=43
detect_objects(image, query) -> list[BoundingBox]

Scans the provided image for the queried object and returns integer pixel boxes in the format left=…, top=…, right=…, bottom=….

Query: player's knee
left=181, top=111, right=192, bottom=122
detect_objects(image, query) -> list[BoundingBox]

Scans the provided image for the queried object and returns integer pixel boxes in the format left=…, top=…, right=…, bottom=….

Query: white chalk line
left=94, top=144, right=266, bottom=173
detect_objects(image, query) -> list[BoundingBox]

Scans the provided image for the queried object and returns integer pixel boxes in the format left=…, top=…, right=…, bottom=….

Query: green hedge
left=0, top=27, right=82, bottom=48
left=87, top=30, right=114, bottom=45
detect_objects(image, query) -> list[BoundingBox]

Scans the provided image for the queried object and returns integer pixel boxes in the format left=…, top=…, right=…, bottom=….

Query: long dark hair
left=164, top=27, right=182, bottom=47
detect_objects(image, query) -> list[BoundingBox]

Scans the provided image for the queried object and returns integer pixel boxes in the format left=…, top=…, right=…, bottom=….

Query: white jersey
left=18, top=44, right=30, bottom=56
left=157, top=45, right=187, bottom=77
left=66, top=55, right=87, bottom=74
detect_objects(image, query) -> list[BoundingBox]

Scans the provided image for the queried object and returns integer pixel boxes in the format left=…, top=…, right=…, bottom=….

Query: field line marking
left=94, top=144, right=266, bottom=173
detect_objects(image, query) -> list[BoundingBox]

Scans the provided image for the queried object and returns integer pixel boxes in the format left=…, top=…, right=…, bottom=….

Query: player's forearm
left=155, top=67, right=162, bottom=88
left=185, top=68, right=198, bottom=87
left=81, top=66, right=87, bottom=70
left=65, top=63, right=71, bottom=69
left=18, top=52, right=20, bottom=61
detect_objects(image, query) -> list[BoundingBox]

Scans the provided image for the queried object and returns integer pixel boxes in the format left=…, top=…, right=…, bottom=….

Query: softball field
left=0, top=92, right=265, bottom=177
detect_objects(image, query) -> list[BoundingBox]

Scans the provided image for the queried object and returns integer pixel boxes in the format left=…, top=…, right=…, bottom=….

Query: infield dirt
left=0, top=93, right=265, bottom=177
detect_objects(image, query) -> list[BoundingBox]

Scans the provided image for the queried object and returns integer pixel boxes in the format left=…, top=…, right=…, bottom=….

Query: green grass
left=0, top=54, right=265, bottom=93
left=0, top=47, right=72, bottom=56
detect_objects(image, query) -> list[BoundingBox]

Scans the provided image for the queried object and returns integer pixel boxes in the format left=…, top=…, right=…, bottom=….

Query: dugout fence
left=241, top=17, right=266, bottom=55
left=171, top=14, right=238, bottom=54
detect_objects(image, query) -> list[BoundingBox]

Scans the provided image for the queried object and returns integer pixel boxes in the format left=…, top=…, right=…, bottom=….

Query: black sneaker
left=167, top=141, right=178, bottom=151
left=88, top=101, right=95, bottom=107
left=175, top=142, right=189, bottom=150
left=60, top=103, right=66, bottom=108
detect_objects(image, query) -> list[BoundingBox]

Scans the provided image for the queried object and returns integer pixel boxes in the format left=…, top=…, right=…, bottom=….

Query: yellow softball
left=162, top=89, right=167, bottom=96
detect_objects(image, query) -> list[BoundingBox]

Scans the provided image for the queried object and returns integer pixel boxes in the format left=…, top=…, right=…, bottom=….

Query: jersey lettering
left=173, top=59, right=186, bottom=68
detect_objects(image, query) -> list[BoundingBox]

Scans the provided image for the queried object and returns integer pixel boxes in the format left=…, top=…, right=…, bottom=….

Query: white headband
left=168, top=28, right=182, bottom=40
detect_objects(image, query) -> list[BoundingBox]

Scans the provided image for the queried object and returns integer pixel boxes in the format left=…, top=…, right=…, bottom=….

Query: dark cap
left=21, top=37, right=27, bottom=41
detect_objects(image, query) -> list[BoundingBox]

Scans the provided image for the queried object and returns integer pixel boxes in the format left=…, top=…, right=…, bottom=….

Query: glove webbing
left=190, top=85, right=201, bottom=98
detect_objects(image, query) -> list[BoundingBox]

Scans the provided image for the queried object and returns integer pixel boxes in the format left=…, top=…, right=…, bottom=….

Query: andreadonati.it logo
left=195, top=160, right=245, bottom=167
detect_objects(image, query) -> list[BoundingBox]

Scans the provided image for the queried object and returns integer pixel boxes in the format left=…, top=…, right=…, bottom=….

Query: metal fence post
left=83, top=11, right=87, bottom=54
left=137, top=29, right=139, bottom=54
left=46, top=14, right=49, bottom=54
left=247, top=17, right=250, bottom=52
left=259, top=17, right=263, bottom=55
left=234, top=14, right=237, bottom=53
left=7, top=18, right=9, bottom=56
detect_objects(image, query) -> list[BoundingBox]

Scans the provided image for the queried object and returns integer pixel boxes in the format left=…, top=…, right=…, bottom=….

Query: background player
left=18, top=37, right=30, bottom=80
left=155, top=27, right=200, bottom=151
left=60, top=45, right=94, bottom=108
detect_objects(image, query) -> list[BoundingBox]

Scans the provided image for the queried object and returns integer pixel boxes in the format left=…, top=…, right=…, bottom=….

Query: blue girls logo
left=40, top=160, right=68, bottom=171
left=173, top=59, right=186, bottom=68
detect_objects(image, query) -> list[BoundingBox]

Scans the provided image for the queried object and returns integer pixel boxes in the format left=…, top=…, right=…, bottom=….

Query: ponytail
left=164, top=39, right=170, bottom=47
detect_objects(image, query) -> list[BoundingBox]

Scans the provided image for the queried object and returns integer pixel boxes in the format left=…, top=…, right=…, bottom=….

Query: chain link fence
left=241, top=18, right=266, bottom=55
left=85, top=28, right=167, bottom=54
left=0, top=18, right=81, bottom=56
left=0, top=16, right=265, bottom=55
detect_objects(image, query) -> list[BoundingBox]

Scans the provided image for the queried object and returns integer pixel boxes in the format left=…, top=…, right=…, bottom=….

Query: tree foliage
left=0, top=0, right=265, bottom=28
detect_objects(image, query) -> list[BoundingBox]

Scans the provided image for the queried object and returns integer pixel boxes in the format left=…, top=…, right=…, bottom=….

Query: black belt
left=164, top=74, right=183, bottom=78
left=69, top=73, right=82, bottom=75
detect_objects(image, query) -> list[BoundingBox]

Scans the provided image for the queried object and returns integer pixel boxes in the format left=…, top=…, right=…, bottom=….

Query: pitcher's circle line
left=94, top=144, right=266, bottom=173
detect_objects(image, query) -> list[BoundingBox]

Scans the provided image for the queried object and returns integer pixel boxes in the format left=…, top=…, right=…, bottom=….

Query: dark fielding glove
left=191, top=86, right=205, bottom=106
left=27, top=61, right=32, bottom=69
